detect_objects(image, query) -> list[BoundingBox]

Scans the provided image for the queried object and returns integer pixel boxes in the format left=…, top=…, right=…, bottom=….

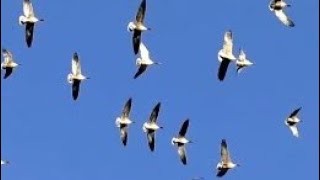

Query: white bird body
left=143, top=122, right=161, bottom=132
left=216, top=139, right=239, bottom=177
left=67, top=53, right=88, bottom=83
left=1, top=160, right=9, bottom=165
left=269, top=0, right=295, bottom=27
left=1, top=49, right=20, bottom=79
left=134, top=42, right=160, bottom=79
left=236, top=49, right=253, bottom=74
left=115, top=98, right=134, bottom=146
left=172, top=120, right=191, bottom=165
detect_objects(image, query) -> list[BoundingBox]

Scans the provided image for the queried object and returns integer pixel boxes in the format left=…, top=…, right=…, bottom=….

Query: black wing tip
left=154, top=102, right=161, bottom=110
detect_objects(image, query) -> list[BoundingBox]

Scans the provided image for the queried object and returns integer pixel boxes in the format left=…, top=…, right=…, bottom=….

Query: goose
left=19, top=0, right=44, bottom=47
left=1, top=160, right=9, bottom=166
left=216, top=139, right=240, bottom=177
left=67, top=52, right=89, bottom=100
left=115, top=98, right=134, bottom=146
left=285, top=107, right=302, bottom=137
left=134, top=42, right=160, bottom=79
left=269, top=0, right=295, bottom=27
left=1, top=49, right=20, bottom=79
left=217, top=30, right=236, bottom=81
left=127, top=0, right=151, bottom=54
left=171, top=119, right=192, bottom=165
left=235, top=49, right=253, bottom=74
left=143, top=102, right=163, bottom=152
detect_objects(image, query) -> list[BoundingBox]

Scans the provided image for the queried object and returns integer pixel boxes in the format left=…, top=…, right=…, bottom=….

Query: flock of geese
left=1, top=0, right=303, bottom=178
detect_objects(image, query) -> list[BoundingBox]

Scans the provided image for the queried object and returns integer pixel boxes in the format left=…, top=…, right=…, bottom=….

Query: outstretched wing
left=147, top=131, right=155, bottom=151
left=3, top=68, right=13, bottom=79
left=134, top=64, right=148, bottom=79
left=23, top=0, right=34, bottom=17
left=26, top=22, right=34, bottom=48
left=2, top=49, right=13, bottom=63
left=275, top=10, right=295, bottom=27
left=289, top=107, right=301, bottom=118
left=133, top=30, right=142, bottom=55
left=216, top=168, right=229, bottom=177
left=120, top=126, right=128, bottom=146
left=72, top=52, right=81, bottom=75
left=149, top=102, right=161, bottom=123
left=221, top=139, right=231, bottom=163
left=139, top=42, right=150, bottom=60
left=222, top=30, right=233, bottom=55
left=178, top=145, right=187, bottom=165
left=179, top=119, right=189, bottom=137
left=121, top=98, right=132, bottom=118
left=72, top=80, right=81, bottom=100
left=135, top=0, right=146, bottom=23
left=218, top=57, right=231, bottom=81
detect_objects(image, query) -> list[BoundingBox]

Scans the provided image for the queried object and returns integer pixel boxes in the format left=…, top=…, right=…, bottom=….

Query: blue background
left=1, top=0, right=319, bottom=179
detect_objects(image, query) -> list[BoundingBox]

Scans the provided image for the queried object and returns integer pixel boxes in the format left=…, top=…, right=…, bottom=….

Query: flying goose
left=134, top=42, right=160, bottom=79
left=19, top=0, right=44, bottom=47
left=285, top=107, right=302, bottom=137
left=269, top=0, right=295, bottom=27
left=171, top=119, right=192, bottom=165
left=1, top=49, right=20, bottom=79
left=1, top=160, right=9, bottom=166
left=216, top=139, right=239, bottom=177
left=115, top=98, right=134, bottom=146
left=217, top=30, right=236, bottom=81
left=127, top=0, right=151, bottom=54
left=143, top=102, right=163, bottom=152
left=235, top=49, right=253, bottom=74
left=67, top=52, right=89, bottom=100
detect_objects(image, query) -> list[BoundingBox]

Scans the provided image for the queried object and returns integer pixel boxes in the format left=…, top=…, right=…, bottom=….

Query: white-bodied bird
left=1, top=160, right=9, bottom=166
left=269, top=0, right=295, bottom=27
left=285, top=107, right=302, bottom=137
left=134, top=42, right=160, bottom=79
left=218, top=30, right=236, bottom=81
left=216, top=139, right=240, bottom=177
left=19, top=0, right=44, bottom=47
left=115, top=98, right=134, bottom=146
left=1, top=49, right=20, bottom=79
left=236, top=49, right=253, bottom=74
left=172, top=119, right=192, bottom=165
left=127, top=0, right=151, bottom=55
left=67, top=52, right=89, bottom=100
left=143, top=102, right=163, bottom=152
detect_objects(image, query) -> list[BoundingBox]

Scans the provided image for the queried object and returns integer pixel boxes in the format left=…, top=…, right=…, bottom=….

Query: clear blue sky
left=1, top=0, right=319, bottom=179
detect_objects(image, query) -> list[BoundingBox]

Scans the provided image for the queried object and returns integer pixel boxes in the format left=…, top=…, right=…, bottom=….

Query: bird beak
left=237, top=164, right=241, bottom=167
left=40, top=19, right=44, bottom=21
left=86, top=77, right=90, bottom=80
left=155, top=62, right=162, bottom=65
left=147, top=27, right=152, bottom=30
left=160, top=126, right=164, bottom=129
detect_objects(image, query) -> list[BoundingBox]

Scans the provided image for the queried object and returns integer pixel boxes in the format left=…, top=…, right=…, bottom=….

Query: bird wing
left=120, top=126, right=128, bottom=146
left=289, top=125, right=299, bottom=137
left=179, top=119, right=189, bottom=137
left=121, top=98, right=132, bottom=118
left=178, top=145, right=187, bottom=165
left=275, top=10, right=295, bottom=27
left=26, top=22, right=34, bottom=48
left=23, top=0, right=34, bottom=17
left=134, top=64, right=148, bottom=79
left=4, top=68, right=13, bottom=79
left=147, top=131, right=155, bottom=151
left=238, top=49, right=246, bottom=61
left=139, top=42, right=150, bottom=60
left=289, top=107, right=301, bottom=118
left=72, top=52, right=81, bottom=75
left=72, top=80, right=81, bottom=100
left=2, top=49, right=13, bottom=63
left=133, top=30, right=142, bottom=55
left=218, top=57, right=231, bottom=81
left=216, top=168, right=229, bottom=177
left=222, top=30, right=233, bottom=55
left=135, top=0, right=146, bottom=23
left=149, top=102, right=161, bottom=123
left=221, top=139, right=231, bottom=163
